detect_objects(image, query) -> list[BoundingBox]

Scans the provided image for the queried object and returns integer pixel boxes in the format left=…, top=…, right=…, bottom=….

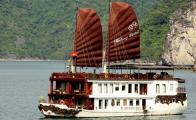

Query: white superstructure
left=89, top=79, right=186, bottom=116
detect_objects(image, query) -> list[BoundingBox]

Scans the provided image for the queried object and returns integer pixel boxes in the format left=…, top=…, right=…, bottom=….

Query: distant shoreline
left=0, top=59, right=194, bottom=70
left=0, top=58, right=64, bottom=62
left=172, top=65, right=195, bottom=70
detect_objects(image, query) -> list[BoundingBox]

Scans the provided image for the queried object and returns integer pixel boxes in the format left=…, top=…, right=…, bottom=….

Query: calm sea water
left=0, top=61, right=195, bottom=120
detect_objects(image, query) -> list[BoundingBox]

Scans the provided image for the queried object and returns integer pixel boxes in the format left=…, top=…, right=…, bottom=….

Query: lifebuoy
left=153, top=75, right=157, bottom=79
left=105, top=74, right=109, bottom=79
left=124, top=74, right=129, bottom=79
left=60, top=100, right=65, bottom=104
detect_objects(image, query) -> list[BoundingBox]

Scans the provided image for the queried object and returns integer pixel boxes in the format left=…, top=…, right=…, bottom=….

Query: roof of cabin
left=107, top=64, right=174, bottom=70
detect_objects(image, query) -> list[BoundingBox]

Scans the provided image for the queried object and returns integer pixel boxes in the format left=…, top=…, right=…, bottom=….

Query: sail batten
left=107, top=2, right=140, bottom=62
left=76, top=42, right=102, bottom=51
left=77, top=50, right=102, bottom=57
left=76, top=20, right=100, bottom=38
left=109, top=47, right=140, bottom=57
left=76, top=36, right=102, bottom=50
left=109, top=41, right=140, bottom=52
left=76, top=31, right=102, bottom=46
left=74, top=9, right=103, bottom=67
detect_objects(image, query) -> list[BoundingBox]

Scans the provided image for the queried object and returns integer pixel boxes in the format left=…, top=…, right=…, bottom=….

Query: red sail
left=74, top=9, right=103, bottom=67
left=108, top=2, right=140, bottom=62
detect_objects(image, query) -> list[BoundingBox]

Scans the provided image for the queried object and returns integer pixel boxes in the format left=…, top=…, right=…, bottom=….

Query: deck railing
left=52, top=89, right=87, bottom=95
left=51, top=72, right=174, bottom=81
left=177, top=87, right=186, bottom=93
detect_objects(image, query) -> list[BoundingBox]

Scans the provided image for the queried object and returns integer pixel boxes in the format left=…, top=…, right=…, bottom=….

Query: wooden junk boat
left=38, top=2, right=187, bottom=118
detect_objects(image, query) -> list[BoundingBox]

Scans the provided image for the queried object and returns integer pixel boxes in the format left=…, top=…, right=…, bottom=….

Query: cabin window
left=111, top=99, right=115, bottom=106
left=98, top=83, right=102, bottom=93
left=104, top=100, right=108, bottom=109
left=136, top=99, right=139, bottom=106
left=129, top=99, right=133, bottom=106
left=110, top=84, right=113, bottom=93
left=76, top=99, right=83, bottom=106
left=60, top=82, right=66, bottom=91
left=170, top=84, right=174, bottom=91
left=156, top=84, right=160, bottom=93
left=123, top=99, right=127, bottom=106
left=140, top=84, right=147, bottom=95
left=162, top=84, right=166, bottom=93
left=115, top=84, right=119, bottom=91
left=75, top=82, right=83, bottom=91
left=128, top=84, right=132, bottom=93
left=122, top=85, right=126, bottom=91
left=99, top=100, right=102, bottom=109
left=79, top=83, right=82, bottom=90
left=106, top=84, right=108, bottom=93
left=104, top=84, right=108, bottom=93
left=54, top=81, right=57, bottom=90
left=116, top=99, right=120, bottom=106
left=135, top=84, right=138, bottom=93
left=75, top=83, right=79, bottom=90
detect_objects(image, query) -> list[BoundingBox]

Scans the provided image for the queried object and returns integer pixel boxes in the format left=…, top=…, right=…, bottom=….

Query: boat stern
left=38, top=103, right=81, bottom=118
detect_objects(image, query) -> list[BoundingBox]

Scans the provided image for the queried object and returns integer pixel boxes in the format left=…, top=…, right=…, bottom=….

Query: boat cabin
left=48, top=65, right=185, bottom=111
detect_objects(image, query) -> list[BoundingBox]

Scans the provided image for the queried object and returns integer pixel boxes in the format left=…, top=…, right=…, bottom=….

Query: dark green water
left=0, top=61, right=195, bottom=120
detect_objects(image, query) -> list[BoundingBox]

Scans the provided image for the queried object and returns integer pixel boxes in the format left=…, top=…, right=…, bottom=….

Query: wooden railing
left=52, top=89, right=87, bottom=95
left=51, top=72, right=174, bottom=81
left=177, top=87, right=186, bottom=93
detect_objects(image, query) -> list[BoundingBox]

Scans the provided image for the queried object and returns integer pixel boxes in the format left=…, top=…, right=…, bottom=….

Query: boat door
left=142, top=99, right=146, bottom=110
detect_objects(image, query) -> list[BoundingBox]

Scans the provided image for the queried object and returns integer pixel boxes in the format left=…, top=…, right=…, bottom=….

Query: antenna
left=75, top=0, right=79, bottom=11
left=107, top=0, right=111, bottom=73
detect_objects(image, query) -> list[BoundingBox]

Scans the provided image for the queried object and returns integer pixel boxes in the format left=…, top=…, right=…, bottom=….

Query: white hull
left=39, top=101, right=187, bottom=118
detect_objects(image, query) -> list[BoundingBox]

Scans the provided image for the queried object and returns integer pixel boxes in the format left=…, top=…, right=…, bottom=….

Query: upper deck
left=50, top=65, right=185, bottom=83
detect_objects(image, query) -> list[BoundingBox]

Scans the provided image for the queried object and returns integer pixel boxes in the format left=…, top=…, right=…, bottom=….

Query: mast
left=71, top=0, right=79, bottom=73
left=102, top=0, right=111, bottom=73
left=107, top=0, right=111, bottom=73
